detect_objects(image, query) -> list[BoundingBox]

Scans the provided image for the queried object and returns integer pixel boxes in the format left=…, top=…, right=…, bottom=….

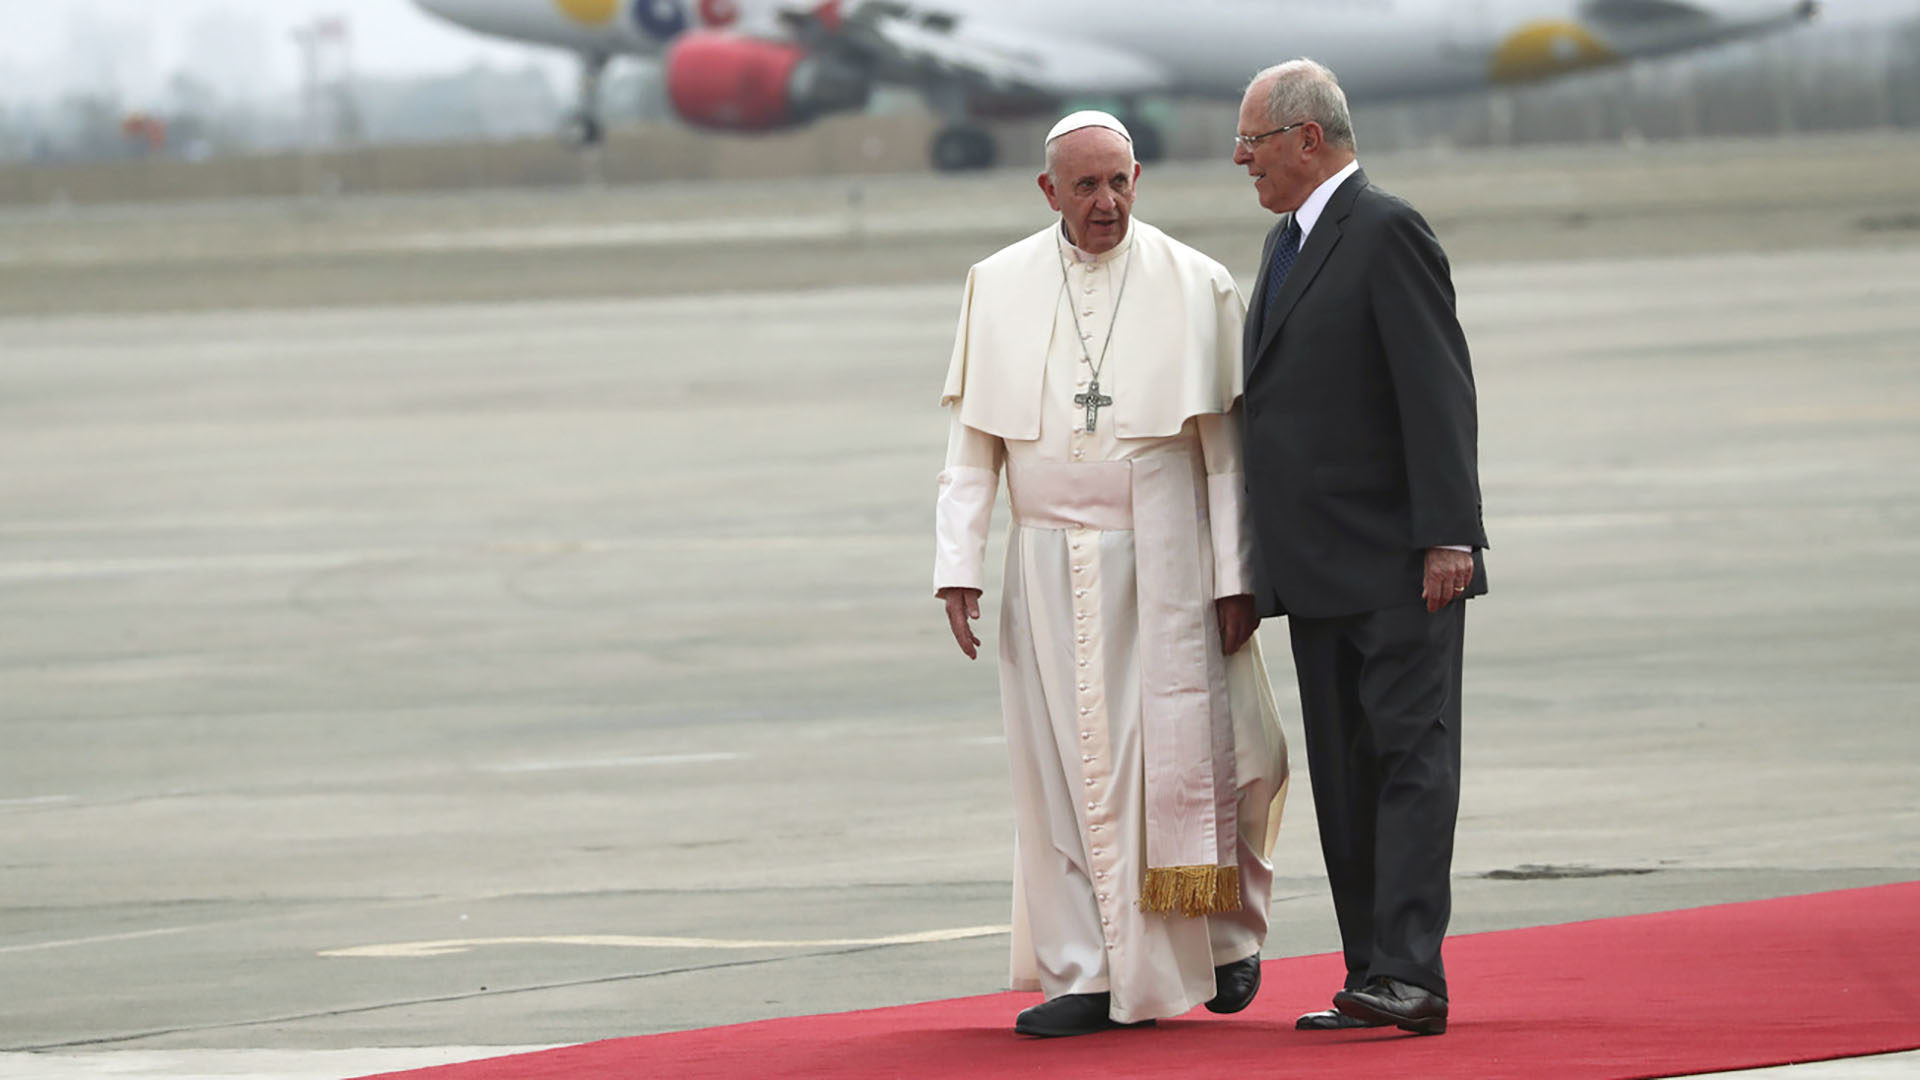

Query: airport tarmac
left=1, top=133, right=1918, bottom=1077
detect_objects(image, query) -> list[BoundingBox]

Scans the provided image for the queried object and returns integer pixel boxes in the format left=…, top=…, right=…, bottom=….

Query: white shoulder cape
left=939, top=220, right=1246, bottom=440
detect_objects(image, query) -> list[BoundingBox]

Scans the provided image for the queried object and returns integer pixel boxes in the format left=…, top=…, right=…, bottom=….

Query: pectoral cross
left=1073, top=380, right=1112, bottom=434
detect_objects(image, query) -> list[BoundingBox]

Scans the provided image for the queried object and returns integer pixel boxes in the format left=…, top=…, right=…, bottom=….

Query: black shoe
left=1333, top=976, right=1449, bottom=1035
left=1295, top=1007, right=1388, bottom=1030
left=1204, top=955, right=1262, bottom=1014
left=1014, top=992, right=1156, bottom=1038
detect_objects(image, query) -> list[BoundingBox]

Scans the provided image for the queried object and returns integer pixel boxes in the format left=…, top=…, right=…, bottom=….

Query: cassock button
left=1074, top=589, right=1086, bottom=598
left=1077, top=635, right=1089, bottom=644
left=1082, top=754, right=1094, bottom=763
left=1086, top=801, right=1097, bottom=811
left=1101, top=916, right=1111, bottom=926
left=1096, top=870, right=1108, bottom=880
left=1097, top=893, right=1110, bottom=903
left=1078, top=659, right=1088, bottom=668
left=1084, top=778, right=1095, bottom=788
left=1081, top=731, right=1093, bottom=741
left=1079, top=706, right=1092, bottom=716
left=1078, top=683, right=1089, bottom=692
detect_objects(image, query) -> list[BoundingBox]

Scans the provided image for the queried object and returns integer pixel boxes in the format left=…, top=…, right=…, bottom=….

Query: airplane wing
left=787, top=1, right=1172, bottom=99
left=1579, top=0, right=1713, bottom=28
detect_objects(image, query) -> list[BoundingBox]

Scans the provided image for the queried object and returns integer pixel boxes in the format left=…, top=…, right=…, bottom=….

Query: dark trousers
left=1289, top=599, right=1465, bottom=998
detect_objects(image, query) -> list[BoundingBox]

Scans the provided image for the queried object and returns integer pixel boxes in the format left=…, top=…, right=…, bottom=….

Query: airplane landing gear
left=564, top=112, right=605, bottom=148
left=565, top=53, right=609, bottom=148
left=931, top=126, right=997, bottom=172
left=1121, top=114, right=1165, bottom=163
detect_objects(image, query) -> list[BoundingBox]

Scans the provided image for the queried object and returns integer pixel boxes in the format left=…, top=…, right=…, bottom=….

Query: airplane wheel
left=563, top=113, right=605, bottom=148
left=931, top=127, right=996, bottom=172
left=1127, top=118, right=1165, bottom=163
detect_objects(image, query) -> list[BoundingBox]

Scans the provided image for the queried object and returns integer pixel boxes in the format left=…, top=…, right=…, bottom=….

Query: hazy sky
left=0, top=0, right=572, bottom=105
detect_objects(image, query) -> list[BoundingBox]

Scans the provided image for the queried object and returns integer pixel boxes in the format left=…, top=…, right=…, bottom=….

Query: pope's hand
left=1217, top=594, right=1258, bottom=655
left=938, top=587, right=984, bottom=660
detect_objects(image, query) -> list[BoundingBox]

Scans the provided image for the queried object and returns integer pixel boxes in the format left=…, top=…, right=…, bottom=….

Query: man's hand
left=938, top=587, right=984, bottom=660
left=1217, top=594, right=1258, bottom=655
left=1422, top=548, right=1475, bottom=613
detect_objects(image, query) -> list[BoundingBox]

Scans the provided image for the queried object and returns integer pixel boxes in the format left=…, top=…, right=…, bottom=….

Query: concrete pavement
left=1, top=134, right=1916, bottom=1075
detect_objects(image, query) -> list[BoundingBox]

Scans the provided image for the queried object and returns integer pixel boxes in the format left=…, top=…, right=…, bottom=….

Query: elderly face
left=1037, top=128, right=1140, bottom=254
left=1233, top=80, right=1317, bottom=215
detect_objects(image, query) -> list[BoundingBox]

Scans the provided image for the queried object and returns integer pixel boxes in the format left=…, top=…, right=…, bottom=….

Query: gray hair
left=1249, top=58, right=1356, bottom=151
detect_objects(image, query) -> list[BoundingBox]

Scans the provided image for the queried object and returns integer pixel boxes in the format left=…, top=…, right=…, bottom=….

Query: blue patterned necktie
left=1262, top=217, right=1302, bottom=319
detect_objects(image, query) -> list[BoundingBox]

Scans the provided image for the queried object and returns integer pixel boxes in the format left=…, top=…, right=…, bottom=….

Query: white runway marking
left=320, top=924, right=1012, bottom=959
left=0, top=795, right=72, bottom=808
left=0, top=1047, right=557, bottom=1080
left=0, top=925, right=208, bottom=956
left=1704, top=1053, right=1920, bottom=1077
left=482, top=752, right=747, bottom=774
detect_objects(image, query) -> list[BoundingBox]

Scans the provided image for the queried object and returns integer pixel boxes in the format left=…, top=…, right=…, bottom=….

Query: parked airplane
left=413, top=0, right=1820, bottom=169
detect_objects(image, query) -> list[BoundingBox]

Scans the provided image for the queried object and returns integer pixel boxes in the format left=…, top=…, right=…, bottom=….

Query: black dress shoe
left=1333, top=976, right=1449, bottom=1035
left=1295, top=1007, right=1388, bottom=1030
left=1205, top=955, right=1262, bottom=1014
left=1014, top=992, right=1156, bottom=1038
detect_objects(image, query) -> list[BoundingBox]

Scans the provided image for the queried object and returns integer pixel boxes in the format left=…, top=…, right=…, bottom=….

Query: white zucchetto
left=1045, top=110, right=1132, bottom=148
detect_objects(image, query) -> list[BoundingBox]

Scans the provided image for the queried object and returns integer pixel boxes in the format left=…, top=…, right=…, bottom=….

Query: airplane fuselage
left=417, top=0, right=1818, bottom=102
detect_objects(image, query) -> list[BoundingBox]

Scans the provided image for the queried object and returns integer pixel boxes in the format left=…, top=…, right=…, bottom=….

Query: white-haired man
left=1234, top=60, right=1488, bottom=1037
left=933, top=111, right=1288, bottom=1037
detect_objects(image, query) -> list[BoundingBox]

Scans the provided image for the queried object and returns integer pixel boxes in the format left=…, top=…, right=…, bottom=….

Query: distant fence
left=2, top=25, right=1914, bottom=208
left=1388, top=28, right=1920, bottom=150
left=0, top=112, right=954, bottom=207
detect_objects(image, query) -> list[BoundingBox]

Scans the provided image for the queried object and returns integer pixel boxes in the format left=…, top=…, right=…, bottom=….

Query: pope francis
left=933, top=111, right=1289, bottom=1038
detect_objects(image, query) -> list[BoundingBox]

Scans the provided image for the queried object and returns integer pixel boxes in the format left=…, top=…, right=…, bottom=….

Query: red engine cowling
left=665, top=32, right=811, bottom=131
left=665, top=31, right=869, bottom=132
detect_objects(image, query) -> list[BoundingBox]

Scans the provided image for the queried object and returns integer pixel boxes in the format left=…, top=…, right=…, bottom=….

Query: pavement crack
left=2, top=942, right=910, bottom=1052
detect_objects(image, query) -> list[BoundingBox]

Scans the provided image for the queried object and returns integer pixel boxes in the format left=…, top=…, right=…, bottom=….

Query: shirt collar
left=1058, top=219, right=1136, bottom=265
left=1293, top=159, right=1360, bottom=243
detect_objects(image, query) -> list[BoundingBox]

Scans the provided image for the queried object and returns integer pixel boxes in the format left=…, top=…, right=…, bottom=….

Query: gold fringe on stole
left=1138, top=865, right=1242, bottom=917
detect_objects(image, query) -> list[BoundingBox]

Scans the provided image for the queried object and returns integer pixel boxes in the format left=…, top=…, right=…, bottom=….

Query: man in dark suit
left=1232, top=59, right=1487, bottom=1037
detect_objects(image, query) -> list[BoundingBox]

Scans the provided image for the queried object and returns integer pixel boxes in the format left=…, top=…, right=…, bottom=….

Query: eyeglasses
left=1233, top=121, right=1306, bottom=152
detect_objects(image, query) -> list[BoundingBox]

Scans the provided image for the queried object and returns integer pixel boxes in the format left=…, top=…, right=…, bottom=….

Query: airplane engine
left=664, top=31, right=870, bottom=131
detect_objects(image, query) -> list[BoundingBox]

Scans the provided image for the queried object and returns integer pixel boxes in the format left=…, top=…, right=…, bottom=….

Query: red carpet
left=357, top=882, right=1920, bottom=1080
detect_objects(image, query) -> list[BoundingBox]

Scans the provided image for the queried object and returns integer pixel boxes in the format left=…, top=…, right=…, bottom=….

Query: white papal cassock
left=934, top=219, right=1288, bottom=1024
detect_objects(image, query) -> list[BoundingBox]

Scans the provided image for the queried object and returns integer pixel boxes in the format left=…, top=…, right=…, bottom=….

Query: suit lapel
left=1251, top=169, right=1370, bottom=370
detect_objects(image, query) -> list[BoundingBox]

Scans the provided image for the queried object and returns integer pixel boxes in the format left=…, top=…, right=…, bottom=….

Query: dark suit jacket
left=1242, top=168, right=1488, bottom=620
